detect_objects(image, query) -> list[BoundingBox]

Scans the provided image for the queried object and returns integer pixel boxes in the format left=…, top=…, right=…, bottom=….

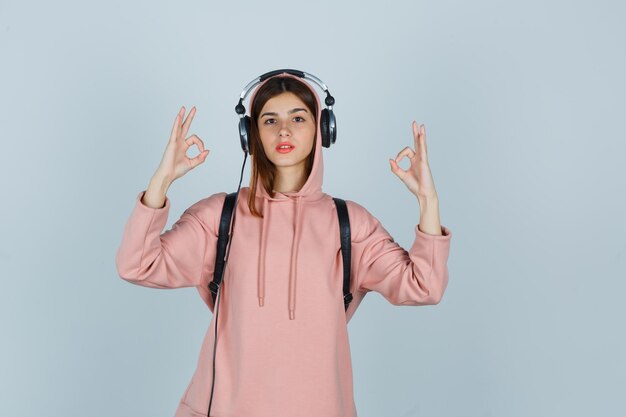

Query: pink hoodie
left=115, top=72, right=452, bottom=417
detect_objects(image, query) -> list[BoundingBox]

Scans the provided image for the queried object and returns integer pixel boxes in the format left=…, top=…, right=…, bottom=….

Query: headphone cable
left=206, top=150, right=248, bottom=417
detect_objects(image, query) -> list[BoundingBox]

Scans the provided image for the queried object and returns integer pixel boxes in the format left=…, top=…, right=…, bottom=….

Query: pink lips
left=276, top=142, right=295, bottom=153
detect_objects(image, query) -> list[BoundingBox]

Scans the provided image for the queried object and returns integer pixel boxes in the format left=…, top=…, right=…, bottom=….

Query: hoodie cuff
left=136, top=190, right=170, bottom=212
left=415, top=224, right=452, bottom=240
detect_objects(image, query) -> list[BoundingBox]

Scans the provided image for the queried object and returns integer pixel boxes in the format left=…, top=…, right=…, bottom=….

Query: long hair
left=247, top=76, right=318, bottom=218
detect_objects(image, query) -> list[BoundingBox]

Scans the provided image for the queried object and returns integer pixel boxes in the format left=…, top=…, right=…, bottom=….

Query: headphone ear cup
left=320, top=108, right=330, bottom=148
left=327, top=110, right=337, bottom=145
left=239, top=116, right=252, bottom=154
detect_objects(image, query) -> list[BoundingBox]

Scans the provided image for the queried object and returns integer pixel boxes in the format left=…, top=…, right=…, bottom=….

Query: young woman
left=116, top=72, right=452, bottom=417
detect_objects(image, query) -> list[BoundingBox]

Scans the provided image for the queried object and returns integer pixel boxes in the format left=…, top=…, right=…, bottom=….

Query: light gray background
left=1, top=0, right=624, bottom=416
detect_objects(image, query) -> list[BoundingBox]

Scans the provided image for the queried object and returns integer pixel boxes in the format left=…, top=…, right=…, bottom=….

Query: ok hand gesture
left=389, top=121, right=439, bottom=200
left=156, top=106, right=210, bottom=183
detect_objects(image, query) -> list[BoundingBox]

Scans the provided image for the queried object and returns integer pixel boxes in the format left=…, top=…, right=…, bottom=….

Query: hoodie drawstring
left=288, top=195, right=303, bottom=320
left=258, top=198, right=269, bottom=308
left=257, top=194, right=303, bottom=320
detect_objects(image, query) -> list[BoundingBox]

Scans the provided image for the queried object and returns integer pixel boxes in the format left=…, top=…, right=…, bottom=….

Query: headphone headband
left=235, top=69, right=334, bottom=114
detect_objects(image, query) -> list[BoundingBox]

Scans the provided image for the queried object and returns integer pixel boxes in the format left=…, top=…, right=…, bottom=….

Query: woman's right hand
left=155, top=106, right=210, bottom=183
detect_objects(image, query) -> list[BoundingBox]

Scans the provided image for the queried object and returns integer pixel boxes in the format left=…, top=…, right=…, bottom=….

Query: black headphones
left=234, top=68, right=337, bottom=154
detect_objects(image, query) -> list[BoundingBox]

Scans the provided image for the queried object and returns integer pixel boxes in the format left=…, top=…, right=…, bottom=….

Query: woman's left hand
left=389, top=121, right=439, bottom=200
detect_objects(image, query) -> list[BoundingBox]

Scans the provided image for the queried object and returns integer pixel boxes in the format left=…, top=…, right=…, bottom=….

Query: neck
left=273, top=165, right=307, bottom=193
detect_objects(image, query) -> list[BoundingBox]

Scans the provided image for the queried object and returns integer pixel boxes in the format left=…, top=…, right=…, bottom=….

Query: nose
left=278, top=121, right=291, bottom=137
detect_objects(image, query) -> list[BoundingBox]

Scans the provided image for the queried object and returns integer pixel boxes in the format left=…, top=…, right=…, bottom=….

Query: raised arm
left=114, top=105, right=221, bottom=309
left=115, top=190, right=226, bottom=291
left=348, top=201, right=452, bottom=306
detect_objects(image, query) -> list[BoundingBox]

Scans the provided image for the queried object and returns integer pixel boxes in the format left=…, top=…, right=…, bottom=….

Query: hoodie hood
left=248, top=72, right=326, bottom=320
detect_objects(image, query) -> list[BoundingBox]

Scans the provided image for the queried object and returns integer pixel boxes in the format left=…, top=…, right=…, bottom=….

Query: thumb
left=389, top=158, right=400, bottom=175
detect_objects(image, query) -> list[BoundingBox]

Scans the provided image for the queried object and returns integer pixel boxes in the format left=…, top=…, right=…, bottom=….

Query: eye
left=294, top=116, right=305, bottom=122
left=263, top=118, right=275, bottom=125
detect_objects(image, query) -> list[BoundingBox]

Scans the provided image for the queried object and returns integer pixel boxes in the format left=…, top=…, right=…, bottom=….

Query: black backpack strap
left=210, top=193, right=353, bottom=314
left=333, top=198, right=353, bottom=312
left=209, top=192, right=238, bottom=306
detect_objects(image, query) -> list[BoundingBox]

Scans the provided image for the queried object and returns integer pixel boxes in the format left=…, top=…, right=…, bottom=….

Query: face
left=257, top=92, right=316, bottom=172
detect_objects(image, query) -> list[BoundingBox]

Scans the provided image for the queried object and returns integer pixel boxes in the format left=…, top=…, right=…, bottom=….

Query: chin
left=271, top=156, right=307, bottom=168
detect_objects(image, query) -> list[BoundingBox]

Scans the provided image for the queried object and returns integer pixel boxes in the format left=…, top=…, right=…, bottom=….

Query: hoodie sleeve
left=346, top=200, right=452, bottom=306
left=115, top=190, right=227, bottom=295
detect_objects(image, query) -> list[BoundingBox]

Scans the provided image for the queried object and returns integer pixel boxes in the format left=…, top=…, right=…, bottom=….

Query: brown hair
left=247, top=76, right=319, bottom=218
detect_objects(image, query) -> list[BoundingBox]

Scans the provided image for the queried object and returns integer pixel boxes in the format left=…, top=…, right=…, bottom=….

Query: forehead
left=260, top=92, right=308, bottom=112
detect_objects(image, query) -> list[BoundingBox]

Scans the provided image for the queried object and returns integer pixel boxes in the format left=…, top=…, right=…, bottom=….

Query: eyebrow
left=260, top=108, right=308, bottom=118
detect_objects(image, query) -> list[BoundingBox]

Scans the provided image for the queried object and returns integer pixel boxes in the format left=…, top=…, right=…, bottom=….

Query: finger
left=180, top=106, right=196, bottom=139
left=189, top=149, right=210, bottom=169
left=185, top=135, right=205, bottom=153
left=413, top=120, right=420, bottom=151
left=170, top=106, right=185, bottom=143
left=414, top=121, right=427, bottom=159
left=395, top=146, right=416, bottom=162
left=388, top=158, right=407, bottom=179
